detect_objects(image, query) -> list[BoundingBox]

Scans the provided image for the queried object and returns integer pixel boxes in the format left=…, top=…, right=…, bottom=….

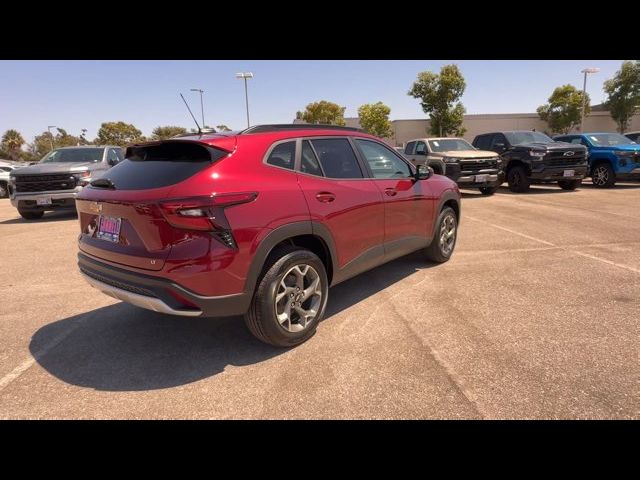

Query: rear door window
left=310, top=138, right=363, bottom=179
left=300, top=140, right=323, bottom=176
left=91, top=141, right=227, bottom=190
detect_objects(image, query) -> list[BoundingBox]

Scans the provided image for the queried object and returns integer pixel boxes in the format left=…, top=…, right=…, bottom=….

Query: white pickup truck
left=402, top=137, right=503, bottom=195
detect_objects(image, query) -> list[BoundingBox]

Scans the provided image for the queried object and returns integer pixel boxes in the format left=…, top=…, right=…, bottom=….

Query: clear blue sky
left=0, top=60, right=624, bottom=143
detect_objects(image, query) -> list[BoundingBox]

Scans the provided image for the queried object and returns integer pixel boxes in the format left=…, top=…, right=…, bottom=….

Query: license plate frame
left=475, top=174, right=489, bottom=183
left=563, top=170, right=575, bottom=177
left=36, top=197, right=52, bottom=206
left=96, top=215, right=122, bottom=243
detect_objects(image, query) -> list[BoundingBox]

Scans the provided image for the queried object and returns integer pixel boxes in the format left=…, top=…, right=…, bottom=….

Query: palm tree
left=1, top=129, right=25, bottom=161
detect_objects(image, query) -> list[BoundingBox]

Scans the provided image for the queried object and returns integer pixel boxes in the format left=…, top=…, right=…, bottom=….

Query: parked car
left=9, top=146, right=124, bottom=220
left=0, top=160, right=21, bottom=198
left=624, top=131, right=640, bottom=143
left=553, top=132, right=640, bottom=188
left=403, top=137, right=502, bottom=195
left=76, top=124, right=461, bottom=347
left=472, top=131, right=588, bottom=192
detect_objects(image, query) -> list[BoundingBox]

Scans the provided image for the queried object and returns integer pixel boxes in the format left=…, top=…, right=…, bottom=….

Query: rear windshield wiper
left=90, top=178, right=117, bottom=190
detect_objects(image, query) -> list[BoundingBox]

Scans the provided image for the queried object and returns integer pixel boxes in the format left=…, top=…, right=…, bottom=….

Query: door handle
left=384, top=188, right=398, bottom=197
left=316, top=192, right=336, bottom=203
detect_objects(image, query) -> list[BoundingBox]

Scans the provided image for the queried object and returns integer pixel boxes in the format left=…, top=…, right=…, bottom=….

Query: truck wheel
left=0, top=182, right=7, bottom=198
left=507, top=165, right=531, bottom=193
left=244, top=245, right=328, bottom=348
left=425, top=206, right=457, bottom=263
left=591, top=163, right=615, bottom=188
left=479, top=186, right=497, bottom=196
left=18, top=209, right=44, bottom=220
left=558, top=179, right=581, bottom=191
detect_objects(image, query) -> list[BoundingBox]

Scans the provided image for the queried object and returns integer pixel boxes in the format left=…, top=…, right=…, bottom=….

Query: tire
left=591, top=163, right=615, bottom=188
left=479, top=186, right=497, bottom=196
left=244, top=245, right=328, bottom=347
left=18, top=209, right=44, bottom=220
left=425, top=206, right=458, bottom=263
left=507, top=165, right=531, bottom=193
left=0, top=182, right=7, bottom=198
left=558, top=179, right=581, bottom=191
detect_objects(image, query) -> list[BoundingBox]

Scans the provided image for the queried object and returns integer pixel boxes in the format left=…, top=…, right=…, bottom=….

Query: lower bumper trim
left=81, top=272, right=203, bottom=317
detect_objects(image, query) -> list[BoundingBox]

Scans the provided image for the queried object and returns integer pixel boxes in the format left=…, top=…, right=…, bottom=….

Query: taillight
left=159, top=193, right=257, bottom=247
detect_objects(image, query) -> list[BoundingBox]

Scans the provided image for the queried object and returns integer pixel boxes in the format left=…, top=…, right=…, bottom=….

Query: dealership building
left=294, top=104, right=640, bottom=147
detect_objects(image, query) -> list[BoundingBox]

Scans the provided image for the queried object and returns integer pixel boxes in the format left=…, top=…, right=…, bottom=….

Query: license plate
left=475, top=174, right=489, bottom=182
left=36, top=197, right=52, bottom=206
left=96, top=216, right=121, bottom=242
left=563, top=170, right=575, bottom=177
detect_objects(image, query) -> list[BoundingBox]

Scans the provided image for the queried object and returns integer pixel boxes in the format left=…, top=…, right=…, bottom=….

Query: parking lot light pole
left=235, top=72, right=253, bottom=128
left=580, top=67, right=600, bottom=132
left=190, top=88, right=205, bottom=128
left=47, top=126, right=57, bottom=150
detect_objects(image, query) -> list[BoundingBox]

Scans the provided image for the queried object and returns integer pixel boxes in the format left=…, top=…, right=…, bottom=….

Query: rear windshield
left=90, top=142, right=227, bottom=190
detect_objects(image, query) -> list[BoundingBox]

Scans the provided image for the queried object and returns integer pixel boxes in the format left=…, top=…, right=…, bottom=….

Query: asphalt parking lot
left=1, top=182, right=639, bottom=419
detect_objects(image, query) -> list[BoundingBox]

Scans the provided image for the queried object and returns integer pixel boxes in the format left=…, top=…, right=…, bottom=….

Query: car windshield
left=428, top=139, right=474, bottom=152
left=587, top=133, right=636, bottom=146
left=40, top=148, right=104, bottom=163
left=504, top=131, right=554, bottom=145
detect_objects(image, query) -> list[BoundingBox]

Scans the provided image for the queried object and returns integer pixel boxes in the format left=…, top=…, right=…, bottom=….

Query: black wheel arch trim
left=243, top=221, right=339, bottom=295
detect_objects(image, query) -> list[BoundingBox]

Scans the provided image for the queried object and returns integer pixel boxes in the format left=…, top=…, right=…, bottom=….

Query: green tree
left=151, top=126, right=187, bottom=140
left=604, top=60, right=640, bottom=133
left=1, top=129, right=25, bottom=161
left=408, top=64, right=467, bottom=136
left=358, top=102, right=393, bottom=138
left=96, top=121, right=144, bottom=146
left=216, top=124, right=232, bottom=132
left=537, top=84, right=589, bottom=134
left=299, top=101, right=347, bottom=126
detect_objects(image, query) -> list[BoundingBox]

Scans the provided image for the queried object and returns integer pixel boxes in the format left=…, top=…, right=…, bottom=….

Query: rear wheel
left=425, top=207, right=457, bottom=263
left=479, top=186, right=497, bottom=196
left=507, top=165, right=531, bottom=193
left=244, top=246, right=328, bottom=347
left=591, top=163, right=615, bottom=188
left=558, top=179, right=581, bottom=191
left=18, top=209, right=44, bottom=220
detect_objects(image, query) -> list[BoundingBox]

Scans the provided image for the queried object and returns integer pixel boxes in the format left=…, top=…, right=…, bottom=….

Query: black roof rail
left=241, top=124, right=363, bottom=134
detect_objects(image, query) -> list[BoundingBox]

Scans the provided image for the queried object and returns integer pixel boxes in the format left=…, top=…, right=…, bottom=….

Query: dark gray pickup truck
left=9, top=145, right=123, bottom=219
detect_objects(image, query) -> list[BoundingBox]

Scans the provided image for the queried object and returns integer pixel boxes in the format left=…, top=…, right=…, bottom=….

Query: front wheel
left=507, top=165, right=531, bottom=193
left=18, top=209, right=44, bottom=220
left=591, top=163, right=615, bottom=188
left=244, top=246, right=328, bottom=347
left=479, top=186, right=497, bottom=196
left=558, top=179, right=582, bottom=191
left=0, top=182, right=7, bottom=198
left=425, top=206, right=458, bottom=263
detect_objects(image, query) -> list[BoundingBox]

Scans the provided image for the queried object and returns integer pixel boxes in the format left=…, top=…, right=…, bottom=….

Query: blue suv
left=553, top=132, right=640, bottom=188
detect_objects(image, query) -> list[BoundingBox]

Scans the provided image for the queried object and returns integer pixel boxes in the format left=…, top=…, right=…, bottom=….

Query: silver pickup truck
left=402, top=137, right=503, bottom=195
left=8, top=145, right=123, bottom=220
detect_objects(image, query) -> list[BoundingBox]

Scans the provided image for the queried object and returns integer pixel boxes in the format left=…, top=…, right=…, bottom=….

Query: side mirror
left=415, top=149, right=427, bottom=156
left=493, top=143, right=506, bottom=153
left=107, top=158, right=117, bottom=166
left=415, top=164, right=433, bottom=181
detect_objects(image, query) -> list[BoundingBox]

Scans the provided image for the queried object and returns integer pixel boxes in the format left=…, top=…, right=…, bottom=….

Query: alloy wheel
left=592, top=166, right=609, bottom=186
left=439, top=213, right=457, bottom=256
left=275, top=264, right=322, bottom=333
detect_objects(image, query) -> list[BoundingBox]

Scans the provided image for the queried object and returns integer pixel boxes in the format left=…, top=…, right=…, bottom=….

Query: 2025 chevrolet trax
left=76, top=125, right=461, bottom=347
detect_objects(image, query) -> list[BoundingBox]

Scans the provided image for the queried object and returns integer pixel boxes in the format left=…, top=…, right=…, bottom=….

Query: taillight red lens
left=159, top=192, right=257, bottom=232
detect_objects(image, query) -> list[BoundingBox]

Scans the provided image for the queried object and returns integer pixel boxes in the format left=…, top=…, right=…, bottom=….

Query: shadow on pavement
left=31, top=251, right=434, bottom=392
left=0, top=210, right=77, bottom=225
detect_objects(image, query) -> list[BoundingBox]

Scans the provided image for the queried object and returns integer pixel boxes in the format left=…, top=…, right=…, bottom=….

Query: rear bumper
left=10, top=189, right=81, bottom=210
left=78, top=253, right=251, bottom=318
left=529, top=165, right=588, bottom=182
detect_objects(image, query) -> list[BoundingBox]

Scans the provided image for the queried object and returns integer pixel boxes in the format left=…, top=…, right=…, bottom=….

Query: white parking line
left=465, top=215, right=640, bottom=275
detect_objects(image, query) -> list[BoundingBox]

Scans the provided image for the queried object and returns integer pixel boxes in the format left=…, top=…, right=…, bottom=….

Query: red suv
left=76, top=125, right=461, bottom=347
